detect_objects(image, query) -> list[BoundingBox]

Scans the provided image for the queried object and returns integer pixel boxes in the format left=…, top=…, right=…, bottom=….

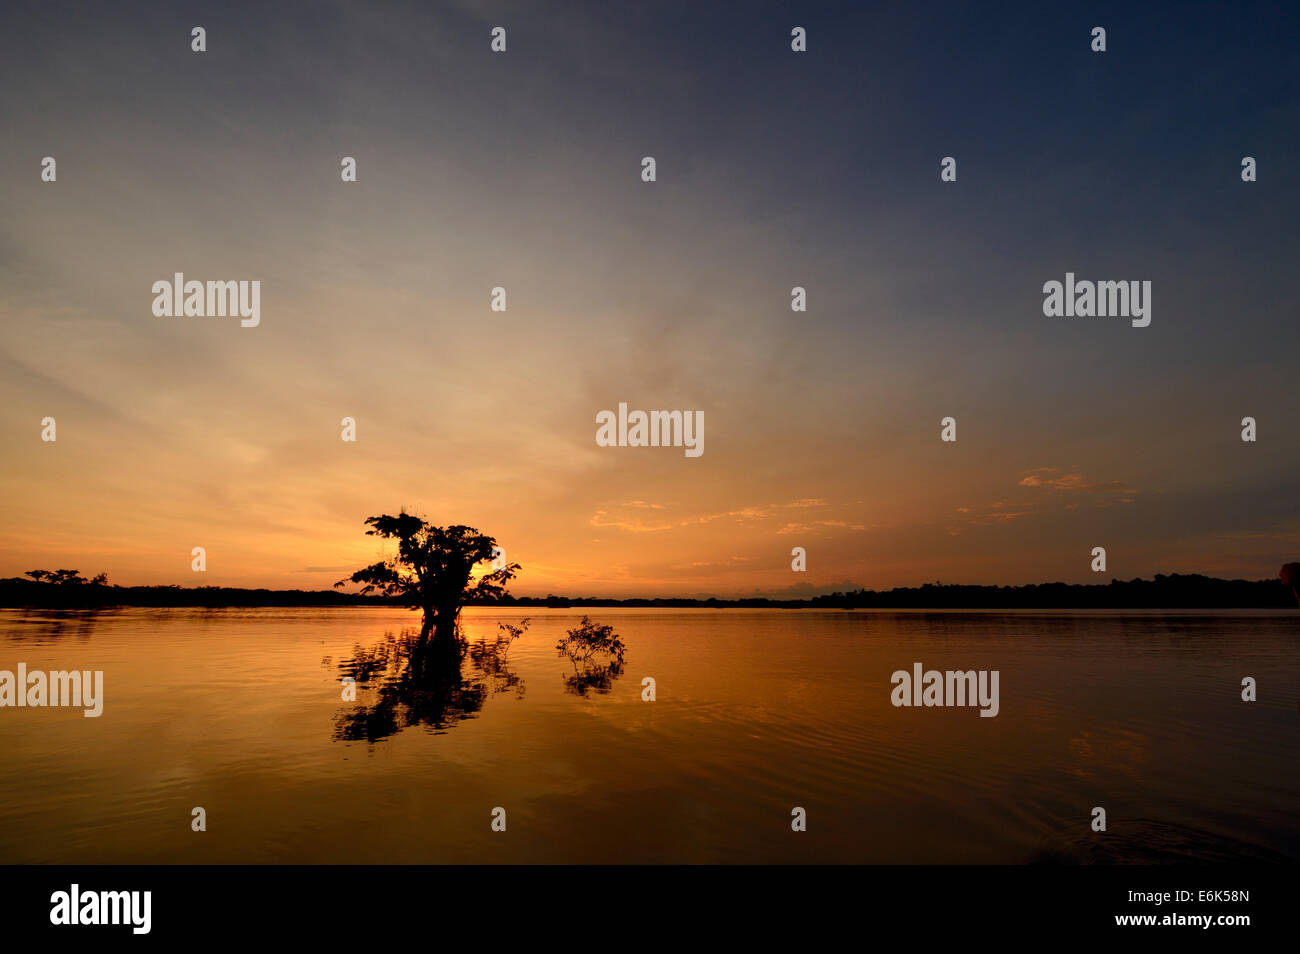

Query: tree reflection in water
left=557, top=616, right=627, bottom=697
left=331, top=620, right=526, bottom=744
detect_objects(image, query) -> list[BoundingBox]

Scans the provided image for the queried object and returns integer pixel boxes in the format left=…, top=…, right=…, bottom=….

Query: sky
left=1, top=0, right=1298, bottom=597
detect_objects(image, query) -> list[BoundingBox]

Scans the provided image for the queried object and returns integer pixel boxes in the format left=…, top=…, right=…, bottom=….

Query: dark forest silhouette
left=3, top=564, right=1299, bottom=610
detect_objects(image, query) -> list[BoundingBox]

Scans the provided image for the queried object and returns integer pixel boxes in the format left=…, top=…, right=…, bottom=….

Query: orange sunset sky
left=1, top=3, right=1297, bottom=597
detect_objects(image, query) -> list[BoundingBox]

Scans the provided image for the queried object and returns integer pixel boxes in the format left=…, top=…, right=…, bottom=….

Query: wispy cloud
left=1017, top=467, right=1137, bottom=496
left=952, top=469, right=1139, bottom=533
left=591, top=498, right=861, bottom=535
left=589, top=509, right=675, bottom=533
left=775, top=520, right=870, bottom=535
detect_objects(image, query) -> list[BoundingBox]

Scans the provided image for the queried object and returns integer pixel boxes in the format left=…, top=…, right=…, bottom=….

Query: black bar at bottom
left=0, top=864, right=1284, bottom=941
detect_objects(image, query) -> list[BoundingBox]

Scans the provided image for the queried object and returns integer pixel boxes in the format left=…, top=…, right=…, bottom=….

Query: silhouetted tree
left=335, top=514, right=519, bottom=644
left=556, top=615, right=626, bottom=696
left=1281, top=563, right=1300, bottom=607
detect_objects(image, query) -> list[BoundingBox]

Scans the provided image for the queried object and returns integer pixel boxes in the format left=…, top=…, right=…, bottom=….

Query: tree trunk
left=419, top=602, right=459, bottom=645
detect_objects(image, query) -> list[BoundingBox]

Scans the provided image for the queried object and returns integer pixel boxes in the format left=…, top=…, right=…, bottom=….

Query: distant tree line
left=1, top=570, right=1294, bottom=609
left=0, top=571, right=400, bottom=608
left=796, top=574, right=1297, bottom=609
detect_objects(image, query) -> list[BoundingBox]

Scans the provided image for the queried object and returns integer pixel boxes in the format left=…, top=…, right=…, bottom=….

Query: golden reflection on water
left=0, top=607, right=1295, bottom=864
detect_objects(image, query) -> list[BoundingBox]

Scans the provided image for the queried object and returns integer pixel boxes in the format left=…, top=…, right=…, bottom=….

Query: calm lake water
left=0, top=607, right=1295, bottom=864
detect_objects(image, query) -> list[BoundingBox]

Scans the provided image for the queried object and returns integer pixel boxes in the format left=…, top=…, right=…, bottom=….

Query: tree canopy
left=25, top=569, right=108, bottom=586
left=336, top=514, right=519, bottom=641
